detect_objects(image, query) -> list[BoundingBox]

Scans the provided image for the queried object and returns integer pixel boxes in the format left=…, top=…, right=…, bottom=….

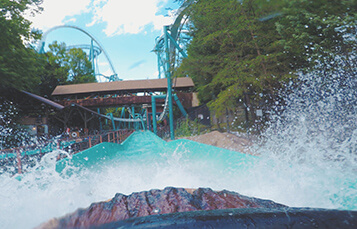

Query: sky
left=27, top=0, right=181, bottom=82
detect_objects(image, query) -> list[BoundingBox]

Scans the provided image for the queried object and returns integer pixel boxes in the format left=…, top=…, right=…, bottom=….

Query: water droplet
left=153, top=208, right=160, bottom=213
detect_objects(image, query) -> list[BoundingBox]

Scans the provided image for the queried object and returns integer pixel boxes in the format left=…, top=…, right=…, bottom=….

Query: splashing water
left=1, top=59, right=356, bottom=228
left=244, top=53, right=357, bottom=209
left=0, top=133, right=256, bottom=229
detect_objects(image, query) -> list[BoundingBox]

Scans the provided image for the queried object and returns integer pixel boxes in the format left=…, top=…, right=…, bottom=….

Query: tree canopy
left=276, top=0, right=356, bottom=70
left=176, top=0, right=356, bottom=122
left=39, top=41, right=97, bottom=97
left=0, top=0, right=44, bottom=92
left=177, top=0, right=291, bottom=117
left=0, top=0, right=96, bottom=97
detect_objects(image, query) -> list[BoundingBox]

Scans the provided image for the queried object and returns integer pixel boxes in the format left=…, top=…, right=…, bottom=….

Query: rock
left=37, top=187, right=286, bottom=229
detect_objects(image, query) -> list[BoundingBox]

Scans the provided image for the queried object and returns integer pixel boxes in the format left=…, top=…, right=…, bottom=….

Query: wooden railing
left=59, top=129, right=134, bottom=155
left=0, top=129, right=134, bottom=174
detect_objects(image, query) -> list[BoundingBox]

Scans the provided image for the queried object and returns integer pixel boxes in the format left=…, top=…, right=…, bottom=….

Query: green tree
left=47, top=41, right=96, bottom=84
left=0, top=0, right=44, bottom=92
left=39, top=41, right=97, bottom=97
left=177, top=0, right=291, bottom=118
left=66, top=47, right=96, bottom=84
left=176, top=0, right=356, bottom=124
left=276, top=0, right=357, bottom=70
left=39, top=54, right=68, bottom=98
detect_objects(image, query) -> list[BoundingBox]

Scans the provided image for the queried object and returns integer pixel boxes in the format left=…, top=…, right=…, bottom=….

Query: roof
left=52, top=77, right=194, bottom=96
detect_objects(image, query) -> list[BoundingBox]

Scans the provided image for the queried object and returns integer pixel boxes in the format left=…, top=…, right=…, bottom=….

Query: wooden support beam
left=16, top=149, right=22, bottom=174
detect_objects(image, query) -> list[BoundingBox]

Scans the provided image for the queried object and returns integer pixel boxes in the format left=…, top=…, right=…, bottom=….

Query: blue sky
left=27, top=0, right=181, bottom=82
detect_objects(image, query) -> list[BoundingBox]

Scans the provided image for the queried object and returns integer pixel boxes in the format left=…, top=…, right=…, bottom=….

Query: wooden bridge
left=50, top=77, right=196, bottom=134
left=52, top=77, right=195, bottom=108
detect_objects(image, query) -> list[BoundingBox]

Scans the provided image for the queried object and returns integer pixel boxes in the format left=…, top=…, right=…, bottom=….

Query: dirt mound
left=181, top=131, right=255, bottom=155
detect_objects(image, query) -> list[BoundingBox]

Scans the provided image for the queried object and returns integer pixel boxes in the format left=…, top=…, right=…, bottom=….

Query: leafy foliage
left=47, top=41, right=96, bottom=84
left=177, top=0, right=292, bottom=117
left=0, top=0, right=44, bottom=92
left=176, top=0, right=356, bottom=122
left=175, top=118, right=207, bottom=137
left=39, top=41, right=97, bottom=97
left=276, top=0, right=357, bottom=70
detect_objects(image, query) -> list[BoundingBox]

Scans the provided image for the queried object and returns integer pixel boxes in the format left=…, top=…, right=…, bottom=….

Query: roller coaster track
left=153, top=0, right=193, bottom=78
left=66, top=45, right=102, bottom=58
left=37, top=25, right=119, bottom=81
left=148, top=1, right=193, bottom=132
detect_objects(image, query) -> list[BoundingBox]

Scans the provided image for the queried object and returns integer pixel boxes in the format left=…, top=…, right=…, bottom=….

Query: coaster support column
left=164, top=25, right=175, bottom=140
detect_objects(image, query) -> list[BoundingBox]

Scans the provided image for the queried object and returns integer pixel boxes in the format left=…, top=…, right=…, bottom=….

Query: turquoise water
left=55, top=130, right=357, bottom=212
left=56, top=131, right=256, bottom=175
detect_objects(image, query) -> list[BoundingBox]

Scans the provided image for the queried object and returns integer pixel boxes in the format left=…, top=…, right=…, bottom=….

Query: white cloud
left=63, top=18, right=77, bottom=24
left=151, top=70, right=160, bottom=79
left=88, top=0, right=174, bottom=36
left=27, top=0, right=174, bottom=36
left=28, top=0, right=91, bottom=30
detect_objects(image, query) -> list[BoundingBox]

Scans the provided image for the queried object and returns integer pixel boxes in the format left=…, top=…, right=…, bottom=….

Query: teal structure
left=152, top=1, right=193, bottom=140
